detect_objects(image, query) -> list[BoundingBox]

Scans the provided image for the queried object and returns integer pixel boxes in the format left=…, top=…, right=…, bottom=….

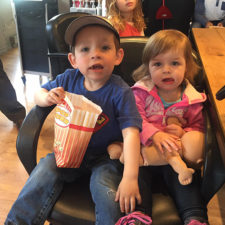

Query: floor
left=0, top=47, right=225, bottom=225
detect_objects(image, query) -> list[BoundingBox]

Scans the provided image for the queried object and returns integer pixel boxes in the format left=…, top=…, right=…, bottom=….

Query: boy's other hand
left=115, top=177, right=141, bottom=214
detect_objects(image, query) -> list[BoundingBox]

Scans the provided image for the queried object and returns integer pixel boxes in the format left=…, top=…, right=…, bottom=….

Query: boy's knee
left=91, top=163, right=121, bottom=194
left=39, top=153, right=57, bottom=169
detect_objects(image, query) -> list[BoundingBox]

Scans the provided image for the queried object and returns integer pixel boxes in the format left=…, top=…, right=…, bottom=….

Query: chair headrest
left=46, top=12, right=90, bottom=53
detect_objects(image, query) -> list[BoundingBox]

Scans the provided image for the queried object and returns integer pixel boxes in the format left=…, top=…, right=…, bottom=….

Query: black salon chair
left=142, top=0, right=195, bottom=36
left=16, top=13, right=225, bottom=225
left=46, top=12, right=90, bottom=80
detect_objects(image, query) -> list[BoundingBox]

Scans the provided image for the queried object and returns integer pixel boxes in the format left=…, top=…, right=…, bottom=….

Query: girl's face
left=149, top=49, right=186, bottom=92
left=116, top=0, right=137, bottom=14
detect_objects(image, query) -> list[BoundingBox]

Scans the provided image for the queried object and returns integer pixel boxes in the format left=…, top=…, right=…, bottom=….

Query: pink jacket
left=132, top=78, right=207, bottom=146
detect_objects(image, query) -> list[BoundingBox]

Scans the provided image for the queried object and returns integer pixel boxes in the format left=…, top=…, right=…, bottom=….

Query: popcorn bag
left=54, top=92, right=102, bottom=168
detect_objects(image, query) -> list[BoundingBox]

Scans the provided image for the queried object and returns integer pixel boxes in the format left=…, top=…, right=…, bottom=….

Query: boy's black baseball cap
left=65, top=15, right=120, bottom=47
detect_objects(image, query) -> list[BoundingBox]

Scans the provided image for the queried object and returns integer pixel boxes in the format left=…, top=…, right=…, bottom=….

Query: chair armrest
left=16, top=105, right=55, bottom=175
left=201, top=102, right=225, bottom=203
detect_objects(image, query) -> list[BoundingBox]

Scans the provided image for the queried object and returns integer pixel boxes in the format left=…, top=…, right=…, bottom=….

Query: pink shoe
left=187, top=219, right=208, bottom=225
left=115, top=211, right=152, bottom=225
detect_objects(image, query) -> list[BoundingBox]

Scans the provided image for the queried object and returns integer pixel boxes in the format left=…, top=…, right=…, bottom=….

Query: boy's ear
left=68, top=52, right=78, bottom=69
left=115, top=48, right=124, bottom=66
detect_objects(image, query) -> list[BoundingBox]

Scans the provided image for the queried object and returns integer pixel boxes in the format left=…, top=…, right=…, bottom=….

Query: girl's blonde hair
left=106, top=0, right=145, bottom=32
left=133, top=29, right=200, bottom=84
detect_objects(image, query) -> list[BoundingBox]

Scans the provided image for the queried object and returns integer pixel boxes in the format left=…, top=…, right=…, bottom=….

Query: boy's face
left=68, top=26, right=123, bottom=89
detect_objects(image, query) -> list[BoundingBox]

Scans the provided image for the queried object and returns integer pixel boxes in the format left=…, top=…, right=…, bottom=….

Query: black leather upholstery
left=15, top=12, right=225, bottom=225
left=114, top=37, right=147, bottom=86
left=46, top=12, right=90, bottom=80
left=142, top=0, right=195, bottom=36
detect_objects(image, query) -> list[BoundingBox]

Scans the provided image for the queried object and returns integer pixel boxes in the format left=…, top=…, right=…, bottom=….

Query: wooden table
left=192, top=28, right=225, bottom=165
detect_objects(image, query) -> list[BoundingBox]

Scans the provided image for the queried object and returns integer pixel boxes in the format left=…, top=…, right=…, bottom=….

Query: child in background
left=109, top=29, right=209, bottom=225
left=106, top=0, right=146, bottom=36
left=5, top=16, right=152, bottom=225
left=192, top=0, right=225, bottom=27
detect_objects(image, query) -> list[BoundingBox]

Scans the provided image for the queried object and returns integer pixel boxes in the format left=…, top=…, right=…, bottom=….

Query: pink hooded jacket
left=132, top=78, right=207, bottom=146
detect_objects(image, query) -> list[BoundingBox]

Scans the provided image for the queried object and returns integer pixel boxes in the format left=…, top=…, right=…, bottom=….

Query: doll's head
left=133, top=29, right=199, bottom=83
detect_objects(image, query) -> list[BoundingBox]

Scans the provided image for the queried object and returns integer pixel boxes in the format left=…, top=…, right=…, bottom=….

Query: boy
left=5, top=16, right=151, bottom=225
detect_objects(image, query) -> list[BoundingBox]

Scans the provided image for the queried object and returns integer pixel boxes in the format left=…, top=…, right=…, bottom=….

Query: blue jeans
left=141, top=165, right=208, bottom=223
left=5, top=153, right=150, bottom=225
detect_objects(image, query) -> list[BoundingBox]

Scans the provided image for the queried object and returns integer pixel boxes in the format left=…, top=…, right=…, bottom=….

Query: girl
left=106, top=0, right=146, bottom=36
left=110, top=29, right=209, bottom=225
left=108, top=29, right=206, bottom=186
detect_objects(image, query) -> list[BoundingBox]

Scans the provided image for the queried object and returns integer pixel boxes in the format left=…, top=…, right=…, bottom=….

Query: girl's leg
left=162, top=165, right=208, bottom=224
left=142, top=145, right=194, bottom=185
left=181, top=131, right=205, bottom=169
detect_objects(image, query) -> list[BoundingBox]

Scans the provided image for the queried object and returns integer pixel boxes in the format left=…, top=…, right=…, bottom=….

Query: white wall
left=0, top=0, right=17, bottom=54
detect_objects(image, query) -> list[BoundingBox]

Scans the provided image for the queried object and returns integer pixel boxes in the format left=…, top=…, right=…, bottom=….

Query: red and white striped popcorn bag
left=54, top=92, right=102, bottom=168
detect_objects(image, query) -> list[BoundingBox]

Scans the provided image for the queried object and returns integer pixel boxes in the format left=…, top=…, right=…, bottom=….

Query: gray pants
left=0, top=59, right=25, bottom=122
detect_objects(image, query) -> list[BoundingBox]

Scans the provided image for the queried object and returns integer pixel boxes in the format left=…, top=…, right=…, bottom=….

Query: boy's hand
left=35, top=87, right=65, bottom=107
left=47, top=87, right=65, bottom=105
left=115, top=177, right=141, bottom=214
left=152, top=131, right=181, bottom=154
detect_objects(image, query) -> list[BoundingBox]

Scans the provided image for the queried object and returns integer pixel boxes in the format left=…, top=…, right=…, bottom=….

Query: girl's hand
left=46, top=87, right=65, bottom=105
left=152, top=131, right=181, bottom=154
left=164, top=124, right=185, bottom=138
left=115, top=177, right=141, bottom=214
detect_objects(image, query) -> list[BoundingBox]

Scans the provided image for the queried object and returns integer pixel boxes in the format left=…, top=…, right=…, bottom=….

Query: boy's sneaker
left=187, top=220, right=208, bottom=225
left=115, top=211, right=152, bottom=225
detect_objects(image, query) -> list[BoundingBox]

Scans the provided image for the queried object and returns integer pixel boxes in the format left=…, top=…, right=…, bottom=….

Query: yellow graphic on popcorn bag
left=55, top=96, right=72, bottom=127
left=54, top=92, right=102, bottom=168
